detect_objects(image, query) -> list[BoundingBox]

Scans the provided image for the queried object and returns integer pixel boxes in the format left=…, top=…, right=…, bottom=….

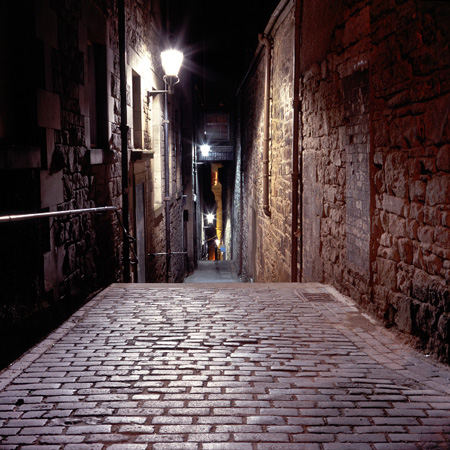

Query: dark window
left=87, top=41, right=107, bottom=148
left=132, top=71, right=143, bottom=149
left=205, top=112, right=229, bottom=142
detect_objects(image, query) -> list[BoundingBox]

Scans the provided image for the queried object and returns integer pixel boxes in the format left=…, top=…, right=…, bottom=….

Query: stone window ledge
left=131, top=149, right=155, bottom=161
left=90, top=148, right=114, bottom=165
left=154, top=203, right=164, bottom=218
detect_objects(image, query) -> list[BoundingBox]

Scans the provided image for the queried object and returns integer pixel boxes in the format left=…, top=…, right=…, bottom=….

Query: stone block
left=436, top=144, right=450, bottom=172
left=384, top=152, right=408, bottom=198
left=387, top=213, right=406, bottom=238
left=425, top=175, right=450, bottom=206
left=417, top=226, right=434, bottom=244
left=396, top=297, right=415, bottom=334
left=398, top=238, right=413, bottom=265
left=415, top=302, right=437, bottom=336
left=434, top=226, right=450, bottom=248
left=44, top=247, right=65, bottom=292
left=437, top=314, right=450, bottom=340
left=40, top=170, right=64, bottom=208
left=377, top=257, right=398, bottom=291
left=409, top=180, right=426, bottom=202
left=37, top=89, right=61, bottom=130
left=423, top=93, right=450, bottom=145
left=383, top=194, right=408, bottom=217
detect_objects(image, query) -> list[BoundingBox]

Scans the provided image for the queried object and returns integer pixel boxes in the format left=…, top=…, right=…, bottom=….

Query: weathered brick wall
left=236, top=0, right=450, bottom=362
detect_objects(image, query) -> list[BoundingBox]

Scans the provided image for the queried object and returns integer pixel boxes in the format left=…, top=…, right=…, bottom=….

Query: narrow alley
left=1, top=283, right=450, bottom=449
left=184, top=261, right=242, bottom=283
left=1, top=0, right=450, bottom=448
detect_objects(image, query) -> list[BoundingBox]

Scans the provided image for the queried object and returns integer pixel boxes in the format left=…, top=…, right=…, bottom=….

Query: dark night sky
left=169, top=0, right=281, bottom=107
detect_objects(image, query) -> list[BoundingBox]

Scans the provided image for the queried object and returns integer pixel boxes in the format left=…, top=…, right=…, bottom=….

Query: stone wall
left=236, top=12, right=295, bottom=282
left=0, top=0, right=186, bottom=366
left=370, top=0, right=450, bottom=361
left=236, top=0, right=450, bottom=363
left=302, top=2, right=373, bottom=305
left=125, top=0, right=186, bottom=284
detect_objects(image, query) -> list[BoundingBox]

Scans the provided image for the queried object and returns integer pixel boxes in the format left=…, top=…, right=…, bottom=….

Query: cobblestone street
left=1, top=282, right=450, bottom=449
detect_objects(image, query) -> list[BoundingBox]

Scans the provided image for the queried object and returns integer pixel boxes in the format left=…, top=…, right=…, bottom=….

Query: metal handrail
left=0, top=206, right=117, bottom=223
left=0, top=205, right=139, bottom=266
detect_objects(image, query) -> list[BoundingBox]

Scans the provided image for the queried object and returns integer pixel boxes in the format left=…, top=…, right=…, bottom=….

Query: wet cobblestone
left=1, top=282, right=450, bottom=449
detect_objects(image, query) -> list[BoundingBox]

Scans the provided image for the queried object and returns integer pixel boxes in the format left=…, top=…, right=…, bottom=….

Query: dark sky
left=168, top=0, right=281, bottom=107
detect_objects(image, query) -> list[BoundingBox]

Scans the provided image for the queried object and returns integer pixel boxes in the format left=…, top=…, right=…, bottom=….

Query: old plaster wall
left=236, top=0, right=450, bottom=362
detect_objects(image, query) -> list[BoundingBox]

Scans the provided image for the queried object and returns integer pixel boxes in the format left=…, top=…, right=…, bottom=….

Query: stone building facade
left=235, top=0, right=450, bottom=362
left=0, top=0, right=188, bottom=364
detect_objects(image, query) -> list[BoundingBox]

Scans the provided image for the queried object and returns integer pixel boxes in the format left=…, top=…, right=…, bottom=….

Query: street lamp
left=149, top=48, right=184, bottom=96
left=148, top=48, right=183, bottom=282
left=200, top=144, right=211, bottom=157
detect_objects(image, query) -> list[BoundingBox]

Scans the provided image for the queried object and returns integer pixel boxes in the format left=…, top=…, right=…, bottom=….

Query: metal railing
left=0, top=206, right=138, bottom=265
left=0, top=206, right=117, bottom=223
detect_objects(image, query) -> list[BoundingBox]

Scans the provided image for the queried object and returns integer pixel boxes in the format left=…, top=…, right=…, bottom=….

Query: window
left=87, top=41, right=107, bottom=149
left=132, top=71, right=143, bottom=149
left=205, top=112, right=229, bottom=142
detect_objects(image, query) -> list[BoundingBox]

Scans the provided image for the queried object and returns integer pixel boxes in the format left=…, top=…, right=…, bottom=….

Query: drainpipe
left=259, top=34, right=272, bottom=218
left=291, top=0, right=303, bottom=282
left=118, top=0, right=130, bottom=283
left=164, top=91, right=171, bottom=282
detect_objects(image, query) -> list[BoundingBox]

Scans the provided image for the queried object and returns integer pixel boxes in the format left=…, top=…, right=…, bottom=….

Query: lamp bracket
left=148, top=89, right=168, bottom=97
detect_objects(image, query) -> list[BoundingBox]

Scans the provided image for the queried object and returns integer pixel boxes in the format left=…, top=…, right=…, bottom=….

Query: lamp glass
left=161, top=49, right=183, bottom=77
left=200, top=144, right=210, bottom=157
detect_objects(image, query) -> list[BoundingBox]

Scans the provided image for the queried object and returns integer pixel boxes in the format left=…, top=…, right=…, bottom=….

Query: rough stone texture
left=1, top=283, right=450, bottom=447
left=0, top=0, right=186, bottom=366
left=370, top=0, right=450, bottom=363
left=236, top=12, right=295, bottom=283
left=235, top=0, right=450, bottom=363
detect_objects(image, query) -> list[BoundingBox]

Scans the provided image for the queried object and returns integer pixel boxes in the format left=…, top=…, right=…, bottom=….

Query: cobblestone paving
left=1, top=282, right=450, bottom=449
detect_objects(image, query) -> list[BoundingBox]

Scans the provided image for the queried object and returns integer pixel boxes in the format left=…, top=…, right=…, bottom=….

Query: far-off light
left=200, top=144, right=210, bottom=157
left=206, top=213, right=214, bottom=224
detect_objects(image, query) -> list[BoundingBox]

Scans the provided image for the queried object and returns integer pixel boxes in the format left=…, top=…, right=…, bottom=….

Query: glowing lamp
left=200, top=144, right=210, bottom=157
left=161, top=49, right=184, bottom=77
left=148, top=48, right=184, bottom=97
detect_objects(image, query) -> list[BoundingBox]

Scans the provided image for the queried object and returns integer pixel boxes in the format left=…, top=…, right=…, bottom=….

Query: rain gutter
left=258, top=34, right=272, bottom=217
left=118, top=0, right=130, bottom=283
left=236, top=0, right=291, bottom=95
left=239, top=0, right=291, bottom=219
left=291, top=0, right=303, bottom=282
